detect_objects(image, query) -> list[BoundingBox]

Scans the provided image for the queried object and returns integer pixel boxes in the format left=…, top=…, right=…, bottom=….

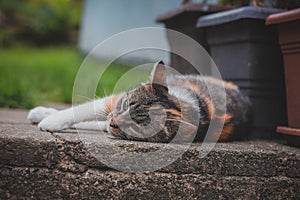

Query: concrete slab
left=0, top=109, right=300, bottom=199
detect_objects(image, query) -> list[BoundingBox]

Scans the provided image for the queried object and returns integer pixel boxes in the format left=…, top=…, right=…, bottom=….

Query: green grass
left=0, top=46, right=149, bottom=109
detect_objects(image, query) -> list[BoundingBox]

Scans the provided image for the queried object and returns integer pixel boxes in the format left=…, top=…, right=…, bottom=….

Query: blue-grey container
left=197, top=6, right=287, bottom=138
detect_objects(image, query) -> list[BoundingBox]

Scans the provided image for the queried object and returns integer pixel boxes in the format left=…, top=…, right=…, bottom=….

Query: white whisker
left=96, top=112, right=107, bottom=118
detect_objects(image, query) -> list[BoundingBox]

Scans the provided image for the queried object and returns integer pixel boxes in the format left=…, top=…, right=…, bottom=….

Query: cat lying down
left=28, top=61, right=252, bottom=143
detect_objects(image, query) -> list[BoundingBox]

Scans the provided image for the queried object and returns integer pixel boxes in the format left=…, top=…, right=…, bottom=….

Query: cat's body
left=28, top=61, right=251, bottom=143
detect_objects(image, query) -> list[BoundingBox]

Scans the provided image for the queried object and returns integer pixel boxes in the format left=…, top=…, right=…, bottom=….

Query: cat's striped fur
left=28, top=61, right=252, bottom=143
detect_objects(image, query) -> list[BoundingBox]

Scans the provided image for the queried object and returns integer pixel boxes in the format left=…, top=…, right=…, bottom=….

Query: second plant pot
left=197, top=6, right=286, bottom=138
left=267, top=8, right=300, bottom=147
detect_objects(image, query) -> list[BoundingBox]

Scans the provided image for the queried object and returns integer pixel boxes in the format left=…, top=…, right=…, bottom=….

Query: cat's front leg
left=38, top=94, right=124, bottom=132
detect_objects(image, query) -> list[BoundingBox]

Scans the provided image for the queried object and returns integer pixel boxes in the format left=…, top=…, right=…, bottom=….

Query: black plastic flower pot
left=156, top=2, right=231, bottom=74
left=197, top=6, right=287, bottom=138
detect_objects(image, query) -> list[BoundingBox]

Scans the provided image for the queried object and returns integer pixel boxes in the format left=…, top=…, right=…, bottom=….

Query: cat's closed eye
left=122, top=99, right=129, bottom=111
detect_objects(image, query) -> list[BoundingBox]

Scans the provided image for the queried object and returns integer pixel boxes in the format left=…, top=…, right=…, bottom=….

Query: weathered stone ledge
left=1, top=123, right=299, bottom=177
left=1, top=166, right=299, bottom=199
left=0, top=109, right=300, bottom=199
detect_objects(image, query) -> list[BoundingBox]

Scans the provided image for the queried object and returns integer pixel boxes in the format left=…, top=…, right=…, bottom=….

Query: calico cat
left=28, top=61, right=251, bottom=143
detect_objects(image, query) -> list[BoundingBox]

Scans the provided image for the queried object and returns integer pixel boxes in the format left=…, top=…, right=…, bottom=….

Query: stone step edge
left=1, top=166, right=299, bottom=200
left=1, top=135, right=299, bottom=178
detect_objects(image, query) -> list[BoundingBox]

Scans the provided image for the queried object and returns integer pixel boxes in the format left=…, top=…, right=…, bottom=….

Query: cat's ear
left=150, top=60, right=167, bottom=87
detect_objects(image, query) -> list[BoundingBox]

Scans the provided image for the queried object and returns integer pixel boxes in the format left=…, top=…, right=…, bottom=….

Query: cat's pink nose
left=109, top=118, right=118, bottom=128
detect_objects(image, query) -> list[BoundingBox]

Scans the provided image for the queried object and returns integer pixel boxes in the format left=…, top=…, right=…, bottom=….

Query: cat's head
left=107, top=61, right=197, bottom=143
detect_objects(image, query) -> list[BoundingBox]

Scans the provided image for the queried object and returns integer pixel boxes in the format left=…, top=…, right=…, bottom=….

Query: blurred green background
left=0, top=0, right=135, bottom=109
left=0, top=0, right=81, bottom=46
left=4, top=0, right=298, bottom=109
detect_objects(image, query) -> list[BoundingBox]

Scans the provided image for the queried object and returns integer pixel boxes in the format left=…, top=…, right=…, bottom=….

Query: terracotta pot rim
left=266, top=8, right=300, bottom=25
left=277, top=126, right=300, bottom=137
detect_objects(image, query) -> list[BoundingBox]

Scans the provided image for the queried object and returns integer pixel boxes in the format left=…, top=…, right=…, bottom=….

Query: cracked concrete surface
left=0, top=109, right=300, bottom=199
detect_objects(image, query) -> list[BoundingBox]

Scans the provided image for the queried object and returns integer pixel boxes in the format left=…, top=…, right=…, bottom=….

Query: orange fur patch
left=217, top=113, right=234, bottom=142
left=203, top=113, right=234, bottom=142
left=146, top=105, right=162, bottom=110
left=223, top=80, right=238, bottom=90
left=189, top=84, right=201, bottom=96
left=203, top=96, right=215, bottom=120
left=165, top=109, right=181, bottom=117
left=165, top=109, right=188, bottom=122
left=219, top=123, right=235, bottom=142
left=105, top=93, right=124, bottom=115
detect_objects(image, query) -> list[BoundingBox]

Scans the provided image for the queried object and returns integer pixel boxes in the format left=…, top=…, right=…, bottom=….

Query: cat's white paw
left=38, top=114, right=70, bottom=132
left=27, top=106, right=58, bottom=124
